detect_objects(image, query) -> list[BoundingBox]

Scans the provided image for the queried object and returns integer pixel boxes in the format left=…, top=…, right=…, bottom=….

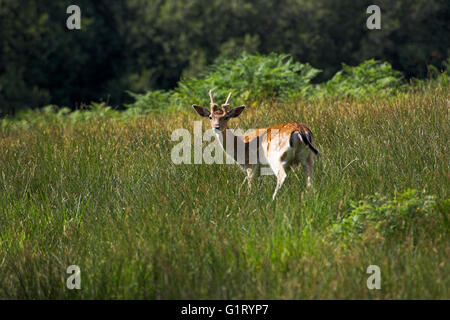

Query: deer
left=192, top=90, right=320, bottom=200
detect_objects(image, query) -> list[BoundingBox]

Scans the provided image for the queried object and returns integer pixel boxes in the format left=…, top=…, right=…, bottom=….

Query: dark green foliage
left=3, top=54, right=447, bottom=119
left=2, top=52, right=449, bottom=122
left=125, top=55, right=417, bottom=113
left=124, top=52, right=321, bottom=113
left=172, top=53, right=321, bottom=106
left=1, top=0, right=449, bottom=115
left=330, top=189, right=442, bottom=239
left=0, top=0, right=128, bottom=115
left=124, top=90, right=171, bottom=115
left=320, top=59, right=406, bottom=97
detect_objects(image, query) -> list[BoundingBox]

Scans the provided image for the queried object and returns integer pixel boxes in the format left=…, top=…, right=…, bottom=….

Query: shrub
left=124, top=90, right=171, bottom=115
left=319, top=59, right=406, bottom=98
left=330, top=189, right=443, bottom=239
left=172, top=52, right=321, bottom=107
left=125, top=53, right=322, bottom=112
left=125, top=56, right=410, bottom=112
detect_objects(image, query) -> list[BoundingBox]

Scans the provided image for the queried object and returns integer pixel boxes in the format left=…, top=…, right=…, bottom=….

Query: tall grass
left=0, top=84, right=448, bottom=299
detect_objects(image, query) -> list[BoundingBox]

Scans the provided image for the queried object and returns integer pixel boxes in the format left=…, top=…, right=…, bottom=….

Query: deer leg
left=239, top=175, right=250, bottom=193
left=240, top=168, right=254, bottom=191
left=272, top=166, right=287, bottom=200
left=240, top=176, right=248, bottom=190
left=246, top=168, right=254, bottom=191
left=303, top=152, right=314, bottom=188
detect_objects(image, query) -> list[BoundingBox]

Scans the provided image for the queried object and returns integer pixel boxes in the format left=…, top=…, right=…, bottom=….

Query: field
left=0, top=85, right=448, bottom=299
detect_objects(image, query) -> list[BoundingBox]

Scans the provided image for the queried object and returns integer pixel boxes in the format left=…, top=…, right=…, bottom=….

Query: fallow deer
left=192, top=90, right=320, bottom=199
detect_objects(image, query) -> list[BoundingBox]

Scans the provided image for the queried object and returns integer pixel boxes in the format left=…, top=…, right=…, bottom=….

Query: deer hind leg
left=303, top=152, right=314, bottom=188
left=272, top=164, right=287, bottom=200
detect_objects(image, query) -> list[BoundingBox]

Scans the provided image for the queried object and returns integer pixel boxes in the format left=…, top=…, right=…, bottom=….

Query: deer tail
left=299, top=131, right=321, bottom=160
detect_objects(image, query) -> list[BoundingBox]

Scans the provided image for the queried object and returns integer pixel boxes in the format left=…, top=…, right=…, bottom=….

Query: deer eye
left=208, top=115, right=212, bottom=120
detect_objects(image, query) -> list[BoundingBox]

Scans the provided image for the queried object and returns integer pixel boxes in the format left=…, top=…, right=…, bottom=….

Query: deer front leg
left=240, top=176, right=249, bottom=191
left=245, top=167, right=254, bottom=191
left=239, top=167, right=254, bottom=192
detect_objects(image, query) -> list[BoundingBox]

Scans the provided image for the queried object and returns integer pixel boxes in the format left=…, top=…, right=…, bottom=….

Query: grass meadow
left=0, top=85, right=448, bottom=299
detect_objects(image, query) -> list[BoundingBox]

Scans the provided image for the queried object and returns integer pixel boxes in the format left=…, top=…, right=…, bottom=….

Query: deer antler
left=209, top=89, right=215, bottom=105
left=221, top=92, right=232, bottom=112
left=224, top=92, right=232, bottom=105
left=209, top=89, right=219, bottom=113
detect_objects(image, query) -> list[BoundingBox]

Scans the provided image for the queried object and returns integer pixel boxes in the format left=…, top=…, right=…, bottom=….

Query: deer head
left=192, top=90, right=246, bottom=132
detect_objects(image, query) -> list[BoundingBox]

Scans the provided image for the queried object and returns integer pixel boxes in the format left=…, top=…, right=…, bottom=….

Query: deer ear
left=192, top=105, right=211, bottom=117
left=227, top=106, right=246, bottom=118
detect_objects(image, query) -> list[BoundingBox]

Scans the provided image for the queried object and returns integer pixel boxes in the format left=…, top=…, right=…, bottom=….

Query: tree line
left=0, top=0, right=448, bottom=116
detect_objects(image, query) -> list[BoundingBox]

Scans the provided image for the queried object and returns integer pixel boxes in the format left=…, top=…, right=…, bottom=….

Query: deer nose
left=214, top=125, right=221, bottom=130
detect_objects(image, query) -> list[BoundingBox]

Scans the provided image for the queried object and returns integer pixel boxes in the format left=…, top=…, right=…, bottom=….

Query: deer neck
left=215, top=128, right=245, bottom=163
